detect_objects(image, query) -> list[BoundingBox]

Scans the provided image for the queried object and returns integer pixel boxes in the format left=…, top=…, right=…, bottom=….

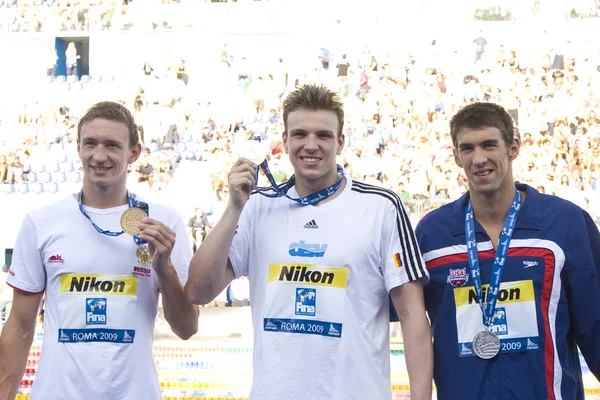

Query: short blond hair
left=283, top=84, right=344, bottom=137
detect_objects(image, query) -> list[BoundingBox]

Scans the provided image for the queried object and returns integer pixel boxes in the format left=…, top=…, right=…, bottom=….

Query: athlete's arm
left=186, top=159, right=256, bottom=305
left=569, top=210, right=600, bottom=379
left=390, top=281, right=433, bottom=400
left=138, top=218, right=199, bottom=340
left=0, top=290, right=43, bottom=399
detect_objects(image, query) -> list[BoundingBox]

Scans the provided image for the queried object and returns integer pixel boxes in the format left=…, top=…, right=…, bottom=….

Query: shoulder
left=538, top=192, right=586, bottom=223
left=27, top=195, right=75, bottom=224
left=349, top=180, right=403, bottom=210
left=417, top=200, right=456, bottom=230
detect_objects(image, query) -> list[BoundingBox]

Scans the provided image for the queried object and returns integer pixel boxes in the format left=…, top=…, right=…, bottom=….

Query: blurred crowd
left=2, top=31, right=600, bottom=220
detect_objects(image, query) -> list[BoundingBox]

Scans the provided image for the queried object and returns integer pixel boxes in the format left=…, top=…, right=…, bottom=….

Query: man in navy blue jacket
left=416, top=102, right=600, bottom=400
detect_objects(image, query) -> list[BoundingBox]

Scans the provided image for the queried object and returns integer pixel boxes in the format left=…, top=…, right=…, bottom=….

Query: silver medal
left=239, top=140, right=267, bottom=164
left=472, top=330, right=500, bottom=359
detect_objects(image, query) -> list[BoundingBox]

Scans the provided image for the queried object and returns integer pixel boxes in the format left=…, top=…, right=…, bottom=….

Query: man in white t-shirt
left=0, top=101, right=199, bottom=400
left=186, top=84, right=433, bottom=399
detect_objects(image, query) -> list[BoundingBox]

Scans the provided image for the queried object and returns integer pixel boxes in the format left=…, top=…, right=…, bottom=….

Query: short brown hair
left=282, top=84, right=344, bottom=137
left=77, top=101, right=139, bottom=147
left=450, top=102, right=514, bottom=148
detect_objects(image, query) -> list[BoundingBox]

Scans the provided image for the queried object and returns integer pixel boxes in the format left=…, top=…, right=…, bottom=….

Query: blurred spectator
left=65, top=41, right=80, bottom=80
left=136, top=158, right=154, bottom=189
left=176, top=59, right=189, bottom=85
left=0, top=156, right=8, bottom=182
left=188, top=206, right=211, bottom=245
left=336, top=54, right=350, bottom=97
left=5, top=155, right=24, bottom=183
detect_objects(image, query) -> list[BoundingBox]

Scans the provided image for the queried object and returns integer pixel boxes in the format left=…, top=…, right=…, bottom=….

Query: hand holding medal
left=134, top=217, right=177, bottom=273
left=238, top=139, right=268, bottom=166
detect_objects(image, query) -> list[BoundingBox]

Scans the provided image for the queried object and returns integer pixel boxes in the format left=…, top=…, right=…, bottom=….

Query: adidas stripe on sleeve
left=351, top=181, right=428, bottom=291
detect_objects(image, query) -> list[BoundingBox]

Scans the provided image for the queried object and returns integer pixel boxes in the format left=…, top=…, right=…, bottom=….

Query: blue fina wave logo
left=295, top=288, right=316, bottom=316
left=491, top=307, right=508, bottom=336
left=288, top=241, right=328, bottom=257
left=86, top=298, right=107, bottom=325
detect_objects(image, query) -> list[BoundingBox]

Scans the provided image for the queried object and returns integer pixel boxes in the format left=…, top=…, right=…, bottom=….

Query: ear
left=508, top=136, right=520, bottom=161
left=128, top=143, right=142, bottom=164
left=283, top=132, right=289, bottom=154
left=453, top=147, right=463, bottom=168
left=336, top=133, right=345, bottom=155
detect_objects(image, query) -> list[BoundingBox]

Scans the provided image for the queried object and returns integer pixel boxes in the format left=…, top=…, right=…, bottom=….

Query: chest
left=42, top=229, right=158, bottom=296
left=249, top=203, right=384, bottom=286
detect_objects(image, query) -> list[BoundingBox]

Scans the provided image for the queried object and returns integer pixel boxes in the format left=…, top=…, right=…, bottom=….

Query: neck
left=470, top=183, right=516, bottom=227
left=80, top=181, right=128, bottom=209
left=294, top=169, right=343, bottom=204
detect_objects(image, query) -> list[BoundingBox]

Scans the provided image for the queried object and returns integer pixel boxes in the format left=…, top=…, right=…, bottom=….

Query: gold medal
left=120, top=207, right=147, bottom=235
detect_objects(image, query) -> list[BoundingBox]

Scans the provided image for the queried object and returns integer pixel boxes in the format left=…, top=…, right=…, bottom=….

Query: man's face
left=453, top=126, right=519, bottom=196
left=284, top=108, right=344, bottom=186
left=78, top=118, right=141, bottom=190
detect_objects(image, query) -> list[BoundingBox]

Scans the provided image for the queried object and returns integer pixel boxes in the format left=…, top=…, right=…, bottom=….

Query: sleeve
left=381, top=197, right=429, bottom=294
left=169, top=212, right=193, bottom=286
left=229, top=199, right=253, bottom=278
left=6, top=213, right=46, bottom=294
left=566, top=209, right=600, bottom=379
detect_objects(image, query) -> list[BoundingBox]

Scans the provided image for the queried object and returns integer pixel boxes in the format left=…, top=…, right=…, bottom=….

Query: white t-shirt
left=7, top=195, right=191, bottom=400
left=229, top=177, right=428, bottom=400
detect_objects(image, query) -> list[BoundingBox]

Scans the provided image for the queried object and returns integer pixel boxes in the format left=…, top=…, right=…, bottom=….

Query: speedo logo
left=268, top=264, right=349, bottom=289
left=59, top=274, right=137, bottom=296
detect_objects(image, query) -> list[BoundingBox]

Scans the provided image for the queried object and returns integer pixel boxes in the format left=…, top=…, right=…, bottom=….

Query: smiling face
left=284, top=108, right=344, bottom=192
left=453, top=126, right=519, bottom=196
left=78, top=118, right=141, bottom=191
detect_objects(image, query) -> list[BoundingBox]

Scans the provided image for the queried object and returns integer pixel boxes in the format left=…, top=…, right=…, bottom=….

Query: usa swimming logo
left=86, top=298, right=107, bottom=325
left=447, top=268, right=469, bottom=288
left=295, top=288, right=316, bottom=316
left=491, top=307, right=508, bottom=336
left=288, top=241, right=327, bottom=257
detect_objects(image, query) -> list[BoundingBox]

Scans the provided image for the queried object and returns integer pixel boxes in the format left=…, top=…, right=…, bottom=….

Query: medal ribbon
left=254, top=162, right=344, bottom=206
left=242, top=136, right=344, bottom=206
left=465, top=189, right=521, bottom=328
left=78, top=190, right=149, bottom=245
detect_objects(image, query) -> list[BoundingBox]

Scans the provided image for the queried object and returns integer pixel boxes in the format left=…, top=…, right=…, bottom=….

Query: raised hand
left=227, top=158, right=257, bottom=211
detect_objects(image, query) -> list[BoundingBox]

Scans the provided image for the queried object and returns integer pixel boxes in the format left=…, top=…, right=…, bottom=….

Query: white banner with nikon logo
left=454, top=279, right=540, bottom=356
left=57, top=273, right=138, bottom=344
left=263, top=264, right=348, bottom=338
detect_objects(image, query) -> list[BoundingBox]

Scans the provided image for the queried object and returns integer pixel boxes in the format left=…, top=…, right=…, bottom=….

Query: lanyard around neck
left=77, top=190, right=149, bottom=245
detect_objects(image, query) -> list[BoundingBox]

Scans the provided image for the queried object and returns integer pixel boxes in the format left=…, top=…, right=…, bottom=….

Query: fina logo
left=295, top=288, right=316, bottom=316
left=491, top=307, right=508, bottom=336
left=86, top=298, right=107, bottom=325
left=288, top=241, right=328, bottom=257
